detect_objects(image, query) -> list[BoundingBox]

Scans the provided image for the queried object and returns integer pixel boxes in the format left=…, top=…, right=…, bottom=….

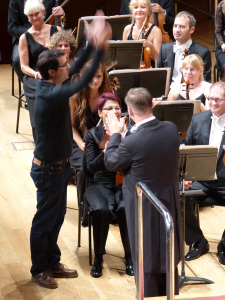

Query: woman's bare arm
left=19, top=34, right=42, bottom=79
left=69, top=94, right=85, bottom=151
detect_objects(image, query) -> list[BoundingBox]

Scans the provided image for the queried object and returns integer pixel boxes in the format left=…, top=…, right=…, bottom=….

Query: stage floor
left=1, top=61, right=225, bottom=299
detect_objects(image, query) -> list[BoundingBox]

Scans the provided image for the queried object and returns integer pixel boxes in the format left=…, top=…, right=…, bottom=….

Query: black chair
left=77, top=151, right=94, bottom=265
left=12, top=67, right=26, bottom=133
left=214, top=60, right=221, bottom=83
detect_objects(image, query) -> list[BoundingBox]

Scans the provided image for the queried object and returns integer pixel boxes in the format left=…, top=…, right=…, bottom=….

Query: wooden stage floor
left=1, top=55, right=225, bottom=298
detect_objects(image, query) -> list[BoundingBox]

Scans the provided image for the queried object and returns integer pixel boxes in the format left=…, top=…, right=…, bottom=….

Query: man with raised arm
left=30, top=15, right=111, bottom=289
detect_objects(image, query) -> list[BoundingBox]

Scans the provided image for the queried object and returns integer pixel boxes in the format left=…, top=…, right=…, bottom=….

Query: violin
left=138, top=17, right=152, bottom=69
left=45, top=0, right=71, bottom=25
left=149, top=0, right=171, bottom=43
left=181, top=79, right=193, bottom=140
left=181, top=48, right=189, bottom=83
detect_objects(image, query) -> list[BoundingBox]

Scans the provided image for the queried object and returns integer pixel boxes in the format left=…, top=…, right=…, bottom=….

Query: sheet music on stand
left=152, top=100, right=201, bottom=132
left=87, top=41, right=143, bottom=70
left=109, top=68, right=171, bottom=112
left=76, top=15, right=132, bottom=43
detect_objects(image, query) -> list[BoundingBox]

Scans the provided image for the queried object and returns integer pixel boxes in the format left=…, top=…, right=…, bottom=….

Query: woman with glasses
left=19, top=0, right=61, bottom=143
left=167, top=54, right=211, bottom=112
left=85, top=93, right=133, bottom=278
left=69, top=61, right=111, bottom=202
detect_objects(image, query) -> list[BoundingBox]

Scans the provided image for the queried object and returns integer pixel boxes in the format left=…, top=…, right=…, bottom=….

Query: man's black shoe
left=218, top=231, right=225, bottom=265
left=90, top=257, right=103, bottom=278
left=125, top=257, right=134, bottom=276
left=185, top=237, right=209, bottom=261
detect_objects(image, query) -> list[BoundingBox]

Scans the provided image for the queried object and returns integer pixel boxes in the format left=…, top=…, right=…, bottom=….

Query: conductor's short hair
left=125, top=87, right=152, bottom=115
left=37, top=49, right=65, bottom=80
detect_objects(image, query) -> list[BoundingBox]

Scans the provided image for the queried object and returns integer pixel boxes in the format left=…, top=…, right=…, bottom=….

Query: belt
left=33, top=157, right=69, bottom=166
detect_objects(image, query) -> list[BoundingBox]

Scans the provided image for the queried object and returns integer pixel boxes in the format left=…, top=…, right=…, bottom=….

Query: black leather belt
left=33, top=157, right=69, bottom=166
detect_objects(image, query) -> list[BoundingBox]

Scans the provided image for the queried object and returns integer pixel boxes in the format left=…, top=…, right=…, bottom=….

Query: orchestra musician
left=18, top=0, right=61, bottom=143
left=158, top=11, right=211, bottom=89
left=167, top=54, right=211, bottom=112
left=184, top=82, right=225, bottom=265
left=104, top=87, right=182, bottom=297
left=215, top=1, right=225, bottom=82
left=120, top=0, right=175, bottom=33
left=48, top=29, right=78, bottom=66
left=122, top=0, right=162, bottom=65
left=8, top=0, right=64, bottom=82
left=85, top=93, right=133, bottom=278
left=69, top=61, right=111, bottom=209
left=30, top=14, right=111, bottom=288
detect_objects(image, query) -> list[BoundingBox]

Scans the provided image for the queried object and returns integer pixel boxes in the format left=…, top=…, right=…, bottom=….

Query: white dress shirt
left=170, top=38, right=193, bottom=90
left=130, top=116, right=155, bottom=133
left=209, top=113, right=225, bottom=179
left=209, top=113, right=225, bottom=154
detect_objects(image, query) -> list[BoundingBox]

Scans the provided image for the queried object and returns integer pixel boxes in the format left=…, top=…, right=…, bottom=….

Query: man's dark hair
left=37, top=49, right=65, bottom=80
left=176, top=11, right=196, bottom=28
left=125, top=87, right=152, bottom=116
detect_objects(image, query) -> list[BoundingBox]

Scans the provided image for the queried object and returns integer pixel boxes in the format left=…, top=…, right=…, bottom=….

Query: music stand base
left=179, top=275, right=214, bottom=288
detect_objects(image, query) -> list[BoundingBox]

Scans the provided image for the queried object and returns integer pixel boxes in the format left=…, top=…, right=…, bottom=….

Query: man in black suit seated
left=157, top=11, right=211, bottom=89
left=104, top=87, right=183, bottom=297
left=120, top=0, right=175, bottom=33
left=184, top=81, right=225, bottom=264
left=8, top=0, right=64, bottom=82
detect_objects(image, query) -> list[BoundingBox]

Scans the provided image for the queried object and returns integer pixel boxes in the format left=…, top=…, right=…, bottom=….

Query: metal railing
left=135, top=182, right=175, bottom=300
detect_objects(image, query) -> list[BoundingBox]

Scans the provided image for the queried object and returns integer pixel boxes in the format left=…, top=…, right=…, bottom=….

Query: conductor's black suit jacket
left=120, top=0, right=175, bottom=32
left=157, top=41, right=212, bottom=84
left=185, top=110, right=225, bottom=181
left=8, top=0, right=59, bottom=45
left=104, top=118, right=183, bottom=274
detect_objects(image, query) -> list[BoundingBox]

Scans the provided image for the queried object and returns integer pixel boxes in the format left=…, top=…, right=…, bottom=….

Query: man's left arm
left=104, top=133, right=131, bottom=172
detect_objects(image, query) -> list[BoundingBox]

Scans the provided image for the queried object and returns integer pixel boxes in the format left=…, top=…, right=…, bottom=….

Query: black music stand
left=76, top=15, right=132, bottom=43
left=87, top=41, right=143, bottom=70
left=153, top=100, right=201, bottom=132
left=178, top=145, right=217, bottom=288
left=109, top=68, right=171, bottom=112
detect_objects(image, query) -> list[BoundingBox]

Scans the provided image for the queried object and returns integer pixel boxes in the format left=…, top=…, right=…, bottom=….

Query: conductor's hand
left=84, top=10, right=112, bottom=50
left=106, top=111, right=125, bottom=135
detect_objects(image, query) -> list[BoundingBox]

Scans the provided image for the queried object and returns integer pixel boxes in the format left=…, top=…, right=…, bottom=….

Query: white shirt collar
left=175, top=38, right=192, bottom=50
left=130, top=116, right=155, bottom=133
left=211, top=112, right=225, bottom=123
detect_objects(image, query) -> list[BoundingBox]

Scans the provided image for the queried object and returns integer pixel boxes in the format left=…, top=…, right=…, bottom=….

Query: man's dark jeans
left=30, top=159, right=70, bottom=276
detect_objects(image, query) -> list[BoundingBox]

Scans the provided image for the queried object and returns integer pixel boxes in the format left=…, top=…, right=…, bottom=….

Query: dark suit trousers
left=85, top=185, right=130, bottom=256
left=185, top=180, right=225, bottom=245
left=144, top=268, right=179, bottom=297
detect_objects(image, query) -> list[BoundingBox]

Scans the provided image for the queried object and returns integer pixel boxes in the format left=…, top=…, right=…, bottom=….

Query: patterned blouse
left=215, top=1, right=225, bottom=47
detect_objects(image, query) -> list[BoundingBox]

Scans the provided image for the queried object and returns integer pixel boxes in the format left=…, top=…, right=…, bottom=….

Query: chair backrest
left=82, top=151, right=94, bottom=179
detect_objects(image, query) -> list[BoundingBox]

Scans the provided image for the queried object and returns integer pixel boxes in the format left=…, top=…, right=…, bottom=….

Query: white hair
left=24, top=0, right=45, bottom=16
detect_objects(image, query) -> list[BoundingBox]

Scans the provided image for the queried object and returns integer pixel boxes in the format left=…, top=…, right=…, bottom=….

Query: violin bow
left=137, top=16, right=148, bottom=40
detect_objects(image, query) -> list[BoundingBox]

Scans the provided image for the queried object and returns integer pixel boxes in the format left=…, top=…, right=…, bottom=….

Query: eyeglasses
left=28, top=11, right=40, bottom=18
left=102, top=106, right=121, bottom=111
left=183, top=67, right=198, bottom=73
left=207, top=97, right=225, bottom=103
left=58, top=62, right=68, bottom=68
